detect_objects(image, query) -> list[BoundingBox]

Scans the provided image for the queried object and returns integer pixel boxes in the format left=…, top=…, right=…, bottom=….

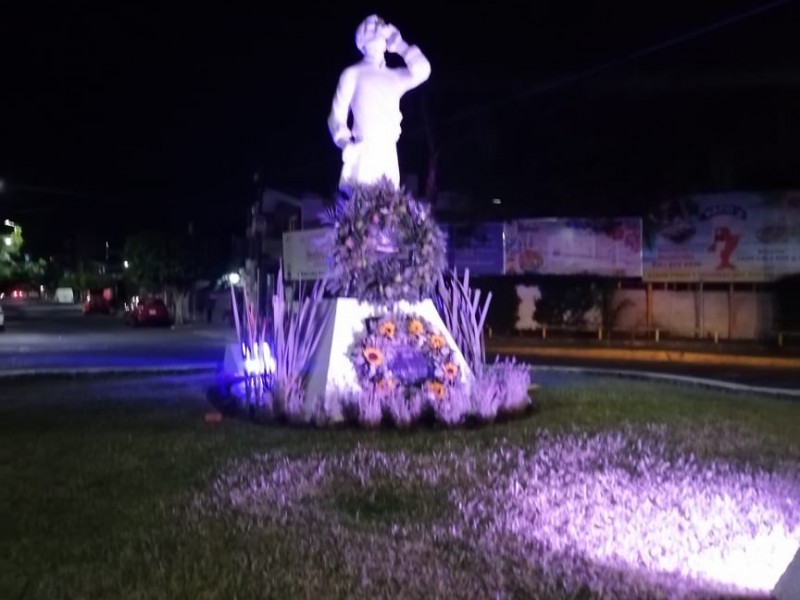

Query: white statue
left=515, top=285, right=543, bottom=331
left=328, top=15, right=431, bottom=189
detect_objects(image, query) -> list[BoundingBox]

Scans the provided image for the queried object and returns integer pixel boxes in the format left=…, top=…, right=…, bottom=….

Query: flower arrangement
left=348, top=312, right=468, bottom=425
left=327, top=179, right=447, bottom=304
left=221, top=185, right=535, bottom=428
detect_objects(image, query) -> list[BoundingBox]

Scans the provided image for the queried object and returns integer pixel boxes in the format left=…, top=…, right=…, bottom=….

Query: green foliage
left=328, top=179, right=447, bottom=304
left=123, top=230, right=220, bottom=291
left=1, top=376, right=798, bottom=599
left=0, top=224, right=45, bottom=283
left=530, top=279, right=632, bottom=331
left=0, top=226, right=22, bottom=280
left=58, top=268, right=114, bottom=294
left=532, top=280, right=600, bottom=327
left=330, top=483, right=449, bottom=527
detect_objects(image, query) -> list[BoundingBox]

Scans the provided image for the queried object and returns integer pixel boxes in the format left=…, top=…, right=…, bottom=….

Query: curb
left=0, top=363, right=217, bottom=381
left=488, top=345, right=800, bottom=370
left=2, top=362, right=796, bottom=399
left=532, top=365, right=800, bottom=399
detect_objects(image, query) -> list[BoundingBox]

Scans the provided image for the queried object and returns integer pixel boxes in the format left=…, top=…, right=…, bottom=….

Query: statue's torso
left=349, top=62, right=405, bottom=143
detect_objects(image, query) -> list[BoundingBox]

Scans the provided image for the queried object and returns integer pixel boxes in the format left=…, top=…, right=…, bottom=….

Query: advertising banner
left=281, top=228, right=334, bottom=281
left=503, top=218, right=642, bottom=277
left=447, top=222, right=505, bottom=276
left=642, top=192, right=800, bottom=282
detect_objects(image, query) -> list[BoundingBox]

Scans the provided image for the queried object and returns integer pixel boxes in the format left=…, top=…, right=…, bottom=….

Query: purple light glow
left=242, top=342, right=276, bottom=377
left=205, top=426, right=799, bottom=598
left=488, top=430, right=800, bottom=596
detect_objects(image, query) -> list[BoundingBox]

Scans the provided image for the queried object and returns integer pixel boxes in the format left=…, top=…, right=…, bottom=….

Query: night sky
left=2, top=1, right=799, bottom=255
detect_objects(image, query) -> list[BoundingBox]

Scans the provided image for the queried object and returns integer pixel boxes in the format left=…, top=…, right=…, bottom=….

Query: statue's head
left=355, top=14, right=388, bottom=59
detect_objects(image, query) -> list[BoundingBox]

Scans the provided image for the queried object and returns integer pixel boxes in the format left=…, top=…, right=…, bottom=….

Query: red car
left=83, top=293, right=112, bottom=315
left=124, top=297, right=171, bottom=327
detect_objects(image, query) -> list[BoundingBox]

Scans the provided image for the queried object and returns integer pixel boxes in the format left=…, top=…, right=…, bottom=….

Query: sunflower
left=408, top=319, right=424, bottom=336
left=363, top=346, right=384, bottom=366
left=426, top=381, right=445, bottom=399
left=378, top=321, right=396, bottom=339
left=428, top=333, right=446, bottom=350
left=375, top=376, right=394, bottom=391
left=443, top=362, right=459, bottom=381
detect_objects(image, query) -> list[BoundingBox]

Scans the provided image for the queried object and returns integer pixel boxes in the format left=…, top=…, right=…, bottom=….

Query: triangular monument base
left=304, top=298, right=472, bottom=413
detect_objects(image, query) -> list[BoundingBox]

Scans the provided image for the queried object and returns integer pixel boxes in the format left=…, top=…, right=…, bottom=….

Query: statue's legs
left=339, top=139, right=400, bottom=189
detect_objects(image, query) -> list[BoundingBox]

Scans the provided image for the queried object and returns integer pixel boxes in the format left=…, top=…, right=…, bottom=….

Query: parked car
left=124, top=297, right=171, bottom=327
left=83, top=293, right=112, bottom=315
left=55, top=287, right=75, bottom=304
left=1, top=283, right=41, bottom=300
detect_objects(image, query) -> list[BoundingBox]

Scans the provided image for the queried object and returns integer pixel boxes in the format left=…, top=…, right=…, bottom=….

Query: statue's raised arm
left=384, top=24, right=431, bottom=92
left=328, top=15, right=431, bottom=190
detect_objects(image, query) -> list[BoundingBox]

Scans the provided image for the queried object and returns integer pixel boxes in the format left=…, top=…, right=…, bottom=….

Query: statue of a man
left=328, top=15, right=431, bottom=190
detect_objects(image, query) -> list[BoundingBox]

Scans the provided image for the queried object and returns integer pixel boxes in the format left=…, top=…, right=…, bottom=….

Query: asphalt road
left=513, top=355, right=800, bottom=391
left=0, top=301, right=236, bottom=373
left=1, top=300, right=797, bottom=394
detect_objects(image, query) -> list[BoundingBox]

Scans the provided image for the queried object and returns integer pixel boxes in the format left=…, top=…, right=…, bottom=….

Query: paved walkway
left=487, top=336, right=800, bottom=392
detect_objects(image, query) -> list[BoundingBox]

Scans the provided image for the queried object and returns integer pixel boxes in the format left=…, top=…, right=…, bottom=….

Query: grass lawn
left=1, top=373, right=798, bottom=599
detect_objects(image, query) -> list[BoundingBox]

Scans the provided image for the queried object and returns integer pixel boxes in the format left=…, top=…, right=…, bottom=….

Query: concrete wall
left=611, top=288, right=774, bottom=340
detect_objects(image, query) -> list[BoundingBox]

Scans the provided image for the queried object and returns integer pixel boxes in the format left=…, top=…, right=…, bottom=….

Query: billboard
left=283, top=223, right=506, bottom=281
left=281, top=228, right=334, bottom=281
left=503, top=218, right=643, bottom=277
left=642, top=192, right=800, bottom=282
left=447, top=222, right=505, bottom=276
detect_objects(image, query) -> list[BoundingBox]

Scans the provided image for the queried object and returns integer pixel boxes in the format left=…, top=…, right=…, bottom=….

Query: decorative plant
left=242, top=271, right=271, bottom=368
left=434, top=267, right=532, bottom=418
left=272, top=263, right=329, bottom=421
left=326, top=179, right=447, bottom=304
left=436, top=268, right=491, bottom=376
left=347, top=312, right=468, bottom=426
left=491, top=357, right=532, bottom=413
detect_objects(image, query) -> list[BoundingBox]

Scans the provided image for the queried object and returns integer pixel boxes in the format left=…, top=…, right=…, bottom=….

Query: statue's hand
left=342, top=141, right=362, bottom=165
left=385, top=25, right=405, bottom=53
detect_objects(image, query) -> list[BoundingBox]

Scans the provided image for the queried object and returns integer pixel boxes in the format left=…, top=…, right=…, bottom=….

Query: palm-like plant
left=272, top=264, right=329, bottom=420
left=436, top=268, right=492, bottom=377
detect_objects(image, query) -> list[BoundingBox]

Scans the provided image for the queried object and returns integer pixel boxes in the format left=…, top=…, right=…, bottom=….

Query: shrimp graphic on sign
left=708, top=226, right=741, bottom=270
left=704, top=203, right=746, bottom=271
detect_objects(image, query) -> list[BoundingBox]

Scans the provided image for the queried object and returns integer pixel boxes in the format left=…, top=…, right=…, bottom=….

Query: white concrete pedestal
left=304, top=298, right=472, bottom=409
left=774, top=547, right=800, bottom=600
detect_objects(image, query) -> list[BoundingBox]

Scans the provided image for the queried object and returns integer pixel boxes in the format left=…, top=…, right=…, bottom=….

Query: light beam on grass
left=493, top=431, right=800, bottom=597
left=207, top=425, right=800, bottom=598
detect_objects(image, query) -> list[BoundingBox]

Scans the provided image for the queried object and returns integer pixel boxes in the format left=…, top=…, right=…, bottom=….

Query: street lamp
left=3, top=219, right=19, bottom=247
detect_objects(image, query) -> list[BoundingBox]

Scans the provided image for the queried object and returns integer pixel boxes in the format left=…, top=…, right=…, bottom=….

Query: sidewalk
left=486, top=334, right=800, bottom=370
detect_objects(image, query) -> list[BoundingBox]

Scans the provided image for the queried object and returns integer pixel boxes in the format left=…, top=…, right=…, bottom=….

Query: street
left=1, top=300, right=798, bottom=394
left=0, top=301, right=235, bottom=373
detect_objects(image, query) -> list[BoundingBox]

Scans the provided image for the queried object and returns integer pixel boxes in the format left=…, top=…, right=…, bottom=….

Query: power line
left=270, top=0, right=796, bottom=179
left=0, top=182, right=133, bottom=207
left=437, top=0, right=796, bottom=126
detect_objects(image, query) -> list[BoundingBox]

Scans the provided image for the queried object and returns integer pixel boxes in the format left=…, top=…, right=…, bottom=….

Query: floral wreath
left=327, top=179, right=447, bottom=304
left=349, top=313, right=463, bottom=403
